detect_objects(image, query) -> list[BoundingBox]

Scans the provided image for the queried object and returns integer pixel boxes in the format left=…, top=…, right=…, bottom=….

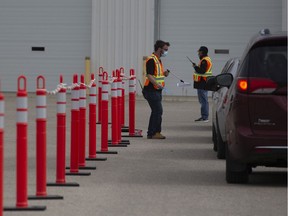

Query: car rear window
left=247, top=38, right=287, bottom=85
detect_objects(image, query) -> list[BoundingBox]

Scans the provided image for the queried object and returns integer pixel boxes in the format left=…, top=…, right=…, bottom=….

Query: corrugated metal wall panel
left=159, top=0, right=283, bottom=96
left=283, top=0, right=287, bottom=31
left=0, top=0, right=91, bottom=92
left=91, top=0, right=155, bottom=94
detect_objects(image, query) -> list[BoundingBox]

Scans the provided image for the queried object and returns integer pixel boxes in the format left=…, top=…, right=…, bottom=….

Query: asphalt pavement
left=2, top=93, right=287, bottom=216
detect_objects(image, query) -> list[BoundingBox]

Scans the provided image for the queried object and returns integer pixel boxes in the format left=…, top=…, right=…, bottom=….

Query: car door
left=212, top=59, right=233, bottom=126
left=217, top=59, right=240, bottom=141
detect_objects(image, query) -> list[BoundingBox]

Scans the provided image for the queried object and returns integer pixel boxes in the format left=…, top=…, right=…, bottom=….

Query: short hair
left=154, top=40, right=170, bottom=51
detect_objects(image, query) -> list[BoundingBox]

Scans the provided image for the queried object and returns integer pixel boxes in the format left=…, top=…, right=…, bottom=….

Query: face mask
left=162, top=51, right=168, bottom=57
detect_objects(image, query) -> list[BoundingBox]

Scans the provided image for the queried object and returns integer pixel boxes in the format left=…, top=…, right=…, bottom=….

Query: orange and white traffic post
left=47, top=75, right=79, bottom=187
left=4, top=76, right=46, bottom=211
left=0, top=88, right=4, bottom=216
left=78, top=75, right=96, bottom=170
left=97, top=72, right=117, bottom=154
left=28, top=76, right=63, bottom=200
left=108, top=71, right=127, bottom=148
left=86, top=73, right=107, bottom=161
left=66, top=74, right=90, bottom=176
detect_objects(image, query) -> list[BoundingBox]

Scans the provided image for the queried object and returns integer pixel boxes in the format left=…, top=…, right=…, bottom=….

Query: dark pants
left=143, top=90, right=163, bottom=136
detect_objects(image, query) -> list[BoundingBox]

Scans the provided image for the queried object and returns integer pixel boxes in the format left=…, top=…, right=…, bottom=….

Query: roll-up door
left=159, top=0, right=282, bottom=96
left=0, top=0, right=91, bottom=92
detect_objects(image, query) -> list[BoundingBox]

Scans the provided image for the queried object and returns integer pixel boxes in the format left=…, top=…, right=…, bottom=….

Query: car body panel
left=225, top=31, right=287, bottom=168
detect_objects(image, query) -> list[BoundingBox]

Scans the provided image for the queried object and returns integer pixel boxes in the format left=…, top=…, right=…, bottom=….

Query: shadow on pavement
left=165, top=124, right=212, bottom=132
left=142, top=148, right=216, bottom=161
left=167, top=136, right=213, bottom=144
left=248, top=171, right=287, bottom=187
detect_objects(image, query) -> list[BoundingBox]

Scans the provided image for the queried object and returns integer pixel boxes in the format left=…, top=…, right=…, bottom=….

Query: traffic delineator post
left=47, top=75, right=79, bottom=187
left=0, top=88, right=4, bottom=216
left=86, top=73, right=107, bottom=161
left=108, top=71, right=127, bottom=148
left=4, top=76, right=46, bottom=211
left=122, top=69, right=143, bottom=138
left=28, top=76, right=63, bottom=200
left=97, top=67, right=103, bottom=124
left=76, top=74, right=97, bottom=170
left=97, top=72, right=117, bottom=154
left=120, top=67, right=127, bottom=128
left=65, top=74, right=91, bottom=176
left=115, top=70, right=130, bottom=144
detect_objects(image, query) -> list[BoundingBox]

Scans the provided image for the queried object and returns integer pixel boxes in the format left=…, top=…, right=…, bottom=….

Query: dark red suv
left=224, top=29, right=287, bottom=183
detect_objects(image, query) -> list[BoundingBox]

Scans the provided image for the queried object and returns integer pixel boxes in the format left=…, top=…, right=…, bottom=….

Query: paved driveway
left=2, top=94, right=287, bottom=216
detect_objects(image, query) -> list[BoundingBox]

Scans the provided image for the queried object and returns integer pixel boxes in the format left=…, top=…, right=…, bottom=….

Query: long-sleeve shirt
left=193, top=56, right=209, bottom=89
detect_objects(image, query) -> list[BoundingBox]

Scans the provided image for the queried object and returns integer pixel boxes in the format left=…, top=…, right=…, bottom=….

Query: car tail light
left=237, top=78, right=278, bottom=94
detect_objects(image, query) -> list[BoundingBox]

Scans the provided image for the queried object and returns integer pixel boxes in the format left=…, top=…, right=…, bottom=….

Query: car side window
left=225, top=62, right=235, bottom=74
left=220, top=61, right=232, bottom=74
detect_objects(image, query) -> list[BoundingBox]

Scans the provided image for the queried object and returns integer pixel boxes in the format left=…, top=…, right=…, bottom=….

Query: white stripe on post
left=17, top=97, right=28, bottom=123
left=72, top=89, right=79, bottom=110
left=79, top=89, right=86, bottom=108
left=36, top=95, right=47, bottom=119
left=111, top=82, right=117, bottom=97
left=90, top=86, right=97, bottom=104
left=57, top=92, right=66, bottom=114
left=102, top=83, right=109, bottom=101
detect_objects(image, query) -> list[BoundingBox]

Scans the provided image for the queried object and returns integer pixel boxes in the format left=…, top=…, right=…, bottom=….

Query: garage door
left=0, top=0, right=91, bottom=92
left=159, top=0, right=282, bottom=96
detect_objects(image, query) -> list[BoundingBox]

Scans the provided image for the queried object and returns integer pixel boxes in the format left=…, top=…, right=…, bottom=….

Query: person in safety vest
left=192, top=46, right=212, bottom=122
left=142, top=40, right=170, bottom=139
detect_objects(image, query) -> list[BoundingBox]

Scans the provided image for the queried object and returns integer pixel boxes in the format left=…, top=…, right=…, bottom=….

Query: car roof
left=241, top=29, right=287, bottom=60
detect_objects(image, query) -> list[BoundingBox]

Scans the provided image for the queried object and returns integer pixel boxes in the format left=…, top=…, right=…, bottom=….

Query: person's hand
left=192, top=62, right=196, bottom=67
left=164, top=70, right=170, bottom=77
left=157, top=84, right=163, bottom=90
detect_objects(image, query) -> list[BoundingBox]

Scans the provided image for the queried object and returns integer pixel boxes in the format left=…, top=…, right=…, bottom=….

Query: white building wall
left=283, top=0, right=287, bottom=31
left=0, top=0, right=92, bottom=92
left=159, top=0, right=283, bottom=96
left=91, top=0, right=155, bottom=94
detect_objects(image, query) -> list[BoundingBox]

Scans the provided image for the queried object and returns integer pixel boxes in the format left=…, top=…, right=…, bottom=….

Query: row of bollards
left=1, top=67, right=142, bottom=214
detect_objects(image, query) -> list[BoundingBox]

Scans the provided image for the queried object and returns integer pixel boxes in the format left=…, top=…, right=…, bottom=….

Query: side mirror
left=216, top=73, right=233, bottom=87
left=204, top=73, right=234, bottom=91
left=204, top=76, right=219, bottom=91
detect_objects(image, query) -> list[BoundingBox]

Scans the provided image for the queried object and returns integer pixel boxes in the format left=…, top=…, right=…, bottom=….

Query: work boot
left=147, top=135, right=152, bottom=139
left=152, top=132, right=166, bottom=139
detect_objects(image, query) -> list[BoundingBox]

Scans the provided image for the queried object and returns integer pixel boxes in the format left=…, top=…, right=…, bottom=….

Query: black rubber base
left=65, top=171, right=91, bottom=176
left=66, top=166, right=96, bottom=170
left=86, top=157, right=107, bottom=161
left=28, top=195, right=63, bottom=200
left=121, top=128, right=129, bottom=133
left=108, top=140, right=130, bottom=145
left=47, top=182, right=80, bottom=187
left=122, top=134, right=143, bottom=138
left=4, top=205, right=47, bottom=211
left=108, top=144, right=128, bottom=147
left=96, top=150, right=118, bottom=154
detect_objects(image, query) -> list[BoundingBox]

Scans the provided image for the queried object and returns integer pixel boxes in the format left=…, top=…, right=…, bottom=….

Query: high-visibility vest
left=193, top=56, right=213, bottom=82
left=144, top=54, right=165, bottom=89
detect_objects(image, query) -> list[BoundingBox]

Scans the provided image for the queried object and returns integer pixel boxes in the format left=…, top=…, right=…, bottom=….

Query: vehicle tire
left=216, top=122, right=226, bottom=159
left=226, top=146, right=249, bottom=184
left=212, top=124, right=217, bottom=152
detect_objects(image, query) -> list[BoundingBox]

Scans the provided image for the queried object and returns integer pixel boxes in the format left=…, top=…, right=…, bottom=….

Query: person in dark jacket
left=192, top=46, right=213, bottom=122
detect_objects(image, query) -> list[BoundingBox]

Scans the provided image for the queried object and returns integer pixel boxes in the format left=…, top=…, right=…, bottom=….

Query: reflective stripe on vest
left=144, top=54, right=165, bottom=89
left=193, top=56, right=213, bottom=82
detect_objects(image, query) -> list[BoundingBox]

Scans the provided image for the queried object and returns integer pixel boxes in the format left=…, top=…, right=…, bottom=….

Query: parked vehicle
left=212, top=58, right=240, bottom=159
left=206, top=29, right=287, bottom=184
